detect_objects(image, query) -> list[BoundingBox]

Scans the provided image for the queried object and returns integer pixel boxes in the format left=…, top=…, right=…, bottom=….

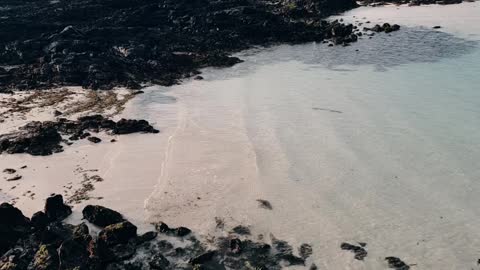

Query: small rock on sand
left=256, top=199, right=273, bottom=210
left=3, top=168, right=16, bottom=174
left=7, top=175, right=22, bottom=181
left=87, top=137, right=102, bottom=143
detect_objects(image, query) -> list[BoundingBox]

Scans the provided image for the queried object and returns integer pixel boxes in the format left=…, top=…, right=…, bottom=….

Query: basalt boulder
left=82, top=205, right=125, bottom=227
left=44, top=194, right=72, bottom=221
left=0, top=203, right=31, bottom=255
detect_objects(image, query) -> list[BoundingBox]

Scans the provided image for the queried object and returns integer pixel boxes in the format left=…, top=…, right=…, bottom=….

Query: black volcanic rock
left=0, top=195, right=328, bottom=269
left=44, top=194, right=72, bottom=221
left=155, top=222, right=191, bottom=237
left=385, top=256, right=410, bottom=269
left=0, top=122, right=63, bottom=156
left=340, top=242, right=368, bottom=260
left=82, top=205, right=125, bottom=227
left=99, top=222, right=138, bottom=246
left=0, top=203, right=30, bottom=254
left=0, top=115, right=159, bottom=156
left=31, top=211, right=49, bottom=230
left=113, top=119, right=160, bottom=135
left=0, top=0, right=358, bottom=92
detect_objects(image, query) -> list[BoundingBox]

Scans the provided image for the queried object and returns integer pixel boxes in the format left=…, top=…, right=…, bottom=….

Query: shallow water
left=139, top=2, right=480, bottom=269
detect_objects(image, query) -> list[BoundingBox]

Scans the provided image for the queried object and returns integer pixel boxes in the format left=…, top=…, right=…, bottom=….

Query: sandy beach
left=1, top=2, right=480, bottom=269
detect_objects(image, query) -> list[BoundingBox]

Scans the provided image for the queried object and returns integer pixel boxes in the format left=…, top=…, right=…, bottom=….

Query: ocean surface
left=130, top=3, right=480, bottom=269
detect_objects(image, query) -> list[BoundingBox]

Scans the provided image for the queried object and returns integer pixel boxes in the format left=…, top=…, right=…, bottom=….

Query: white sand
left=0, top=87, right=172, bottom=231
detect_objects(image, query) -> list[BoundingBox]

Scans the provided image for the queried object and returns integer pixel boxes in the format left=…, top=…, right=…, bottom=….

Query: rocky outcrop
left=365, top=23, right=401, bottom=33
left=0, top=0, right=359, bottom=92
left=0, top=201, right=320, bottom=269
left=0, top=115, right=159, bottom=156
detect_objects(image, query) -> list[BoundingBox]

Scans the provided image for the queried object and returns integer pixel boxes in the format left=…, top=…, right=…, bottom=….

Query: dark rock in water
left=433, top=25, right=442, bottom=29
left=44, top=194, right=72, bottom=221
left=136, top=231, right=158, bottom=245
left=99, top=221, right=137, bottom=246
left=155, top=222, right=191, bottom=237
left=340, top=242, right=368, bottom=260
left=231, top=225, right=251, bottom=235
left=176, top=227, right=192, bottom=237
left=0, top=115, right=158, bottom=156
left=365, top=23, right=400, bottom=33
left=0, top=203, right=30, bottom=254
left=0, top=0, right=358, bottom=92
left=149, top=254, right=170, bottom=269
left=32, top=245, right=59, bottom=270
left=299, top=243, right=313, bottom=259
left=31, top=211, right=49, bottom=230
left=87, top=136, right=101, bottom=143
left=189, top=250, right=216, bottom=265
left=385, top=256, right=410, bottom=270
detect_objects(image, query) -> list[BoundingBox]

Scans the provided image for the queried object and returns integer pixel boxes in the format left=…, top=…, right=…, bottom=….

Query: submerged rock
left=340, top=242, right=368, bottom=260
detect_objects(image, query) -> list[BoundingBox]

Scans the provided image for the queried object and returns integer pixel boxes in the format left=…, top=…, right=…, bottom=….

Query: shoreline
left=1, top=1, right=480, bottom=269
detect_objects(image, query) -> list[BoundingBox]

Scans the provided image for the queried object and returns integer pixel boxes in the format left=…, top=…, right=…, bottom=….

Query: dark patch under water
left=212, top=26, right=478, bottom=80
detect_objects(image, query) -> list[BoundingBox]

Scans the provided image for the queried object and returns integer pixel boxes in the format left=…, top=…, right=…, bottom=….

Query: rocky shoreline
left=0, top=0, right=470, bottom=92
left=0, top=0, right=361, bottom=92
left=0, top=195, right=317, bottom=270
left=0, top=115, right=159, bottom=156
left=0, top=195, right=418, bottom=270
